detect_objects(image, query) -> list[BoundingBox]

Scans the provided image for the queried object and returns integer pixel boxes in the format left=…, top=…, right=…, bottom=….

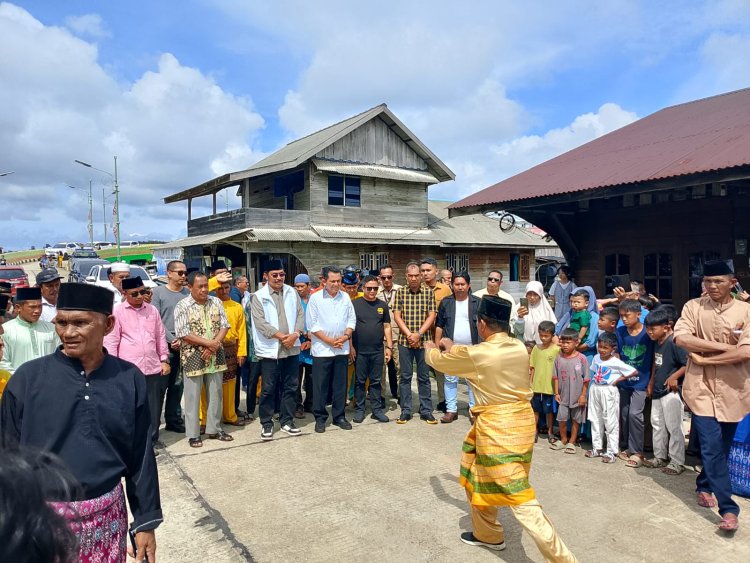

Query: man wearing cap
left=293, top=273, right=314, bottom=418
left=0, top=283, right=162, bottom=562
left=307, top=266, right=357, bottom=433
left=425, top=295, right=576, bottom=560
left=0, top=287, right=60, bottom=374
left=107, top=262, right=131, bottom=305
left=674, top=259, right=750, bottom=533
left=175, top=271, right=232, bottom=447
left=36, top=267, right=63, bottom=322
left=250, top=259, right=305, bottom=441
left=105, top=277, right=171, bottom=450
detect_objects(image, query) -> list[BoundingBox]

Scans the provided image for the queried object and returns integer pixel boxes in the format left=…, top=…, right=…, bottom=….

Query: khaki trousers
left=467, top=491, right=577, bottom=562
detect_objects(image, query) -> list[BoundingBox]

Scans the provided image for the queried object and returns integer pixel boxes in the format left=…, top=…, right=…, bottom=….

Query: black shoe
left=353, top=412, right=365, bottom=424
left=315, top=422, right=326, bottom=433
left=420, top=413, right=438, bottom=425
left=397, top=412, right=412, bottom=424
left=459, top=532, right=506, bottom=551
left=371, top=412, right=390, bottom=423
left=436, top=401, right=447, bottom=413
left=165, top=423, right=186, bottom=433
left=334, top=418, right=352, bottom=430
left=260, top=423, right=274, bottom=441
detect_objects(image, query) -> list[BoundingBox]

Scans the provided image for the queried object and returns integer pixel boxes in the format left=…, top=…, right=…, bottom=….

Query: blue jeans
left=444, top=376, right=475, bottom=413
left=398, top=345, right=432, bottom=416
left=692, top=414, right=739, bottom=516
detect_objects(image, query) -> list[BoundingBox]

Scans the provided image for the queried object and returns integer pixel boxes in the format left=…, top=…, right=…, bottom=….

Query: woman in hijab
left=556, top=285, right=599, bottom=360
left=549, top=266, right=577, bottom=320
left=514, top=281, right=557, bottom=348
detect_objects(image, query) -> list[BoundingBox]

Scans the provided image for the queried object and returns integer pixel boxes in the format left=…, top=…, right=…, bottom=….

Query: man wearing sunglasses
left=105, top=277, right=170, bottom=450
left=473, top=269, right=517, bottom=308
left=377, top=264, right=402, bottom=403
left=152, top=260, right=190, bottom=434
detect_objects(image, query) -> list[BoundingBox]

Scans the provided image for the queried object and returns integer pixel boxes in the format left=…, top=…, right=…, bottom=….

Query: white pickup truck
left=45, top=242, right=82, bottom=258
left=85, top=263, right=157, bottom=293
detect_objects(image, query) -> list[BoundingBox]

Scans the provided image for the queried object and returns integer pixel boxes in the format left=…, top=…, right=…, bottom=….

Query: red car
left=0, top=265, right=30, bottom=296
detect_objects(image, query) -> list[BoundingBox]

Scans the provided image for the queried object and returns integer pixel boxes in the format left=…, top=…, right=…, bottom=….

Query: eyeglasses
left=380, top=275, right=393, bottom=280
left=487, top=277, right=502, bottom=283
left=169, top=270, right=187, bottom=276
left=269, top=272, right=286, bottom=279
left=128, top=289, right=151, bottom=297
left=364, top=286, right=379, bottom=292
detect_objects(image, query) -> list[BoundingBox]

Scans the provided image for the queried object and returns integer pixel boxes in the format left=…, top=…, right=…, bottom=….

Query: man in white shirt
left=35, top=268, right=63, bottom=322
left=473, top=269, right=517, bottom=307
left=306, top=266, right=357, bottom=434
left=108, top=262, right=131, bottom=305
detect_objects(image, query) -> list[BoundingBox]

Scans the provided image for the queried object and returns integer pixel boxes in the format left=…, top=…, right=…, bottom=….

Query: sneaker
left=397, top=413, right=412, bottom=424
left=459, top=532, right=505, bottom=551
left=281, top=423, right=301, bottom=436
left=371, top=412, right=390, bottom=423
left=421, top=413, right=438, bottom=425
left=314, top=422, right=326, bottom=433
left=260, top=423, right=274, bottom=441
left=334, top=418, right=352, bottom=430
left=353, top=412, right=365, bottom=424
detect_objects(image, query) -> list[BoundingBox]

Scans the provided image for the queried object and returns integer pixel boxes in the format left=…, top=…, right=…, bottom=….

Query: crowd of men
left=0, top=255, right=748, bottom=561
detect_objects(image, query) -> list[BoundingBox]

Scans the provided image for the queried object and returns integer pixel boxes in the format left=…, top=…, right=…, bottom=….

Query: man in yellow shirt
left=425, top=295, right=576, bottom=561
left=201, top=281, right=248, bottom=427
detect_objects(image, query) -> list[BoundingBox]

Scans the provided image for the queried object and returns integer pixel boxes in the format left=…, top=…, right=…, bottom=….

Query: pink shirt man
left=104, top=301, right=169, bottom=375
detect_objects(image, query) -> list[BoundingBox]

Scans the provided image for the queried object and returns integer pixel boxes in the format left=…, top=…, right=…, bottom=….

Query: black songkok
left=265, top=259, right=284, bottom=272
left=121, top=277, right=144, bottom=291
left=15, top=287, right=42, bottom=301
left=703, top=259, right=734, bottom=277
left=477, top=295, right=512, bottom=322
left=57, top=283, right=114, bottom=316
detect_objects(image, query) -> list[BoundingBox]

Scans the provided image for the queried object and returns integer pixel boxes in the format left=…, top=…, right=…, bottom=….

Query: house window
left=644, top=253, right=673, bottom=301
left=520, top=253, right=531, bottom=282
left=689, top=251, right=721, bottom=298
left=509, top=253, right=520, bottom=282
left=328, top=175, right=361, bottom=207
left=446, top=253, right=469, bottom=273
left=360, top=252, right=389, bottom=273
left=604, top=253, right=630, bottom=294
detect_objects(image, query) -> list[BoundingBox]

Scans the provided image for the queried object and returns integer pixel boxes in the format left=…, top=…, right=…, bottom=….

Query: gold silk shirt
left=674, top=296, right=750, bottom=422
left=425, top=332, right=532, bottom=406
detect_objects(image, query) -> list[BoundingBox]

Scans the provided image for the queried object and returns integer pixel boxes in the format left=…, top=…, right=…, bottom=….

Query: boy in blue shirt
left=616, top=299, right=654, bottom=468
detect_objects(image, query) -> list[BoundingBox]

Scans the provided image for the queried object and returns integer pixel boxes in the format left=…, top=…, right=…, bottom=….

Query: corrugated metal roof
left=311, top=159, right=439, bottom=184
left=248, top=228, right=320, bottom=242
left=428, top=201, right=555, bottom=248
left=451, top=87, right=750, bottom=210
left=313, top=224, right=440, bottom=245
left=152, top=228, right=253, bottom=250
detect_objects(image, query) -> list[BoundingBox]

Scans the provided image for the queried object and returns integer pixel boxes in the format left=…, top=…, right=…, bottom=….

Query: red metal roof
left=451, top=87, right=750, bottom=209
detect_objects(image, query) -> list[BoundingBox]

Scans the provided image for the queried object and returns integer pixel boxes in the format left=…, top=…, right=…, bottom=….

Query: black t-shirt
left=652, top=335, right=688, bottom=400
left=352, top=298, right=391, bottom=353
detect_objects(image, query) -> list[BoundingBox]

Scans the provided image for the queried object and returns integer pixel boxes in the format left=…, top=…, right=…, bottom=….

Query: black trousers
left=246, top=361, right=262, bottom=414
left=259, top=356, right=299, bottom=426
left=146, top=373, right=169, bottom=445
left=386, top=357, right=399, bottom=398
left=354, top=351, right=385, bottom=414
left=313, top=355, right=348, bottom=424
left=164, top=350, right=184, bottom=427
left=296, top=362, right=314, bottom=411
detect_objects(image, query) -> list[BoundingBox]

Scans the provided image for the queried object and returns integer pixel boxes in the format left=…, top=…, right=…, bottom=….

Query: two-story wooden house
left=157, top=104, right=552, bottom=293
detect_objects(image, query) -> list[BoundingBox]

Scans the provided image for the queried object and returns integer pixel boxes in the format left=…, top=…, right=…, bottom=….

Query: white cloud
left=0, top=3, right=265, bottom=247
left=64, top=13, right=110, bottom=39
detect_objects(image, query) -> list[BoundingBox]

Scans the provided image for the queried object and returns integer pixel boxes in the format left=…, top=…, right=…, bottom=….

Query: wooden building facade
left=450, top=88, right=750, bottom=309
left=158, top=104, right=552, bottom=293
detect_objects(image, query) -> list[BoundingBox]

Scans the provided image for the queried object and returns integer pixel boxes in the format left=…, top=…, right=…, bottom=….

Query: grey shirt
left=250, top=286, right=305, bottom=359
left=151, top=285, right=189, bottom=343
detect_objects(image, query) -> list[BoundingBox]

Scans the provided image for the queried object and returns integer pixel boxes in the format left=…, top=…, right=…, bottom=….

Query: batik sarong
left=49, top=482, right=128, bottom=563
left=461, top=402, right=537, bottom=507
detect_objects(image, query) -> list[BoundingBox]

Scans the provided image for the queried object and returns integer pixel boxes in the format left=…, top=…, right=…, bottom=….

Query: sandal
left=236, top=410, right=252, bottom=421
left=207, top=431, right=234, bottom=442
left=642, top=457, right=668, bottom=469
left=549, top=440, right=566, bottom=451
left=719, top=514, right=739, bottom=532
left=617, top=451, right=631, bottom=461
left=625, top=454, right=644, bottom=468
left=224, top=419, right=247, bottom=427
left=662, top=462, right=684, bottom=475
left=585, top=449, right=602, bottom=458
left=564, top=443, right=577, bottom=454
left=697, top=492, right=717, bottom=508
left=188, top=438, right=203, bottom=448
left=601, top=453, right=617, bottom=464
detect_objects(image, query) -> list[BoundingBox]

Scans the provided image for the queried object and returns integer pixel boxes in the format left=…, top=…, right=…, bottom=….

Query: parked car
left=0, top=266, right=30, bottom=296
left=84, top=263, right=157, bottom=292
left=45, top=242, right=82, bottom=259
left=68, top=258, right=110, bottom=284
left=71, top=249, right=99, bottom=260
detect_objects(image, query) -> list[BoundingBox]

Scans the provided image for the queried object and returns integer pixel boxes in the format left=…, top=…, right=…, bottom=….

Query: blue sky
left=1, top=1, right=749, bottom=249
